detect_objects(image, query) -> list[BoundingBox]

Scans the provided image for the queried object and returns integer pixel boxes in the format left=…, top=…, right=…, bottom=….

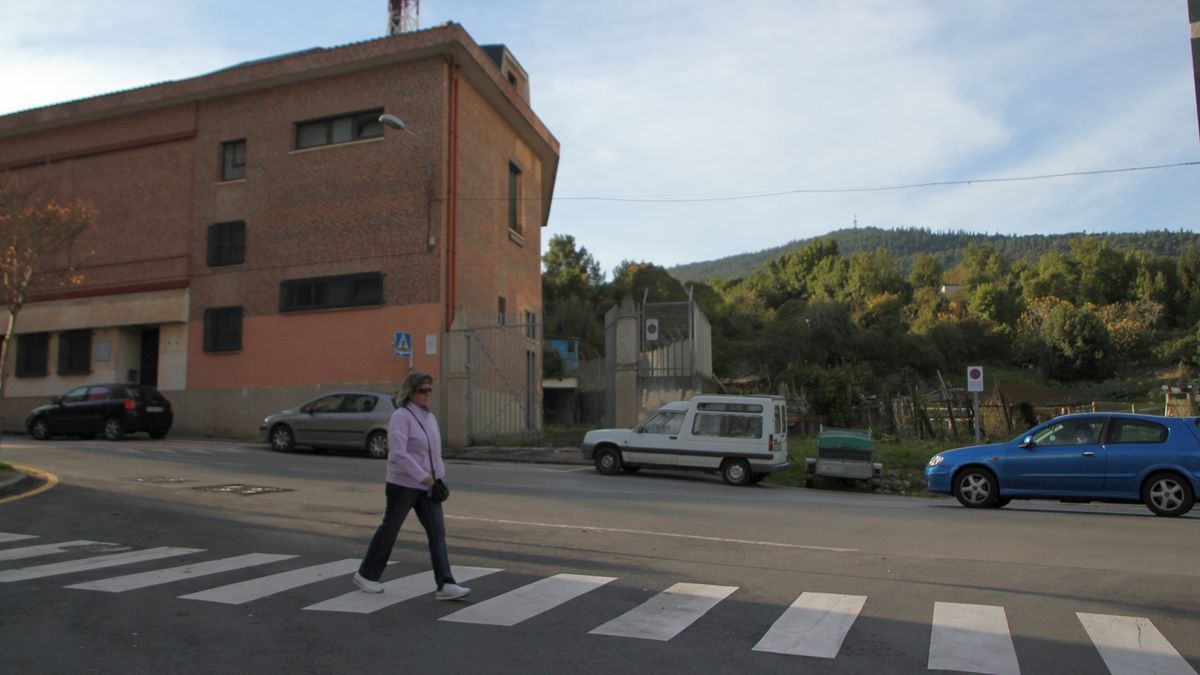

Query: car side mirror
left=52, top=395, right=63, bottom=404
left=1019, top=436, right=1033, bottom=449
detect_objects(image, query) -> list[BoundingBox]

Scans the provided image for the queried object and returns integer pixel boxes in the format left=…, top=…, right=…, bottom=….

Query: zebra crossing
left=1, top=531, right=1195, bottom=674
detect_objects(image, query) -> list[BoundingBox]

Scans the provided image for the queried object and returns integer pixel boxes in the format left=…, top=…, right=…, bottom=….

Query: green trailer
left=805, top=426, right=882, bottom=489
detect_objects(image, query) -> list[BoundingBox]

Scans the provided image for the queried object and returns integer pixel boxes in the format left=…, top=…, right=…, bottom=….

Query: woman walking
left=353, top=371, right=470, bottom=600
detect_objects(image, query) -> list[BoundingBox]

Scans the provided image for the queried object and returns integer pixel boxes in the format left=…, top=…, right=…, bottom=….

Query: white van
left=580, top=394, right=789, bottom=485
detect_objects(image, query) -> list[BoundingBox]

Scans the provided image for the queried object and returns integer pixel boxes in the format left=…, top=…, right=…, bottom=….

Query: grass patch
left=767, top=434, right=970, bottom=493
left=0, top=462, right=12, bottom=472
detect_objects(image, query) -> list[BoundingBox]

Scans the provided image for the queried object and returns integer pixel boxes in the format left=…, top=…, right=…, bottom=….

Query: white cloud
left=3, top=0, right=1196, bottom=274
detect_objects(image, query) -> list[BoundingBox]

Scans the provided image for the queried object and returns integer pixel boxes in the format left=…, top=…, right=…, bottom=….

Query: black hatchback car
left=26, top=383, right=173, bottom=441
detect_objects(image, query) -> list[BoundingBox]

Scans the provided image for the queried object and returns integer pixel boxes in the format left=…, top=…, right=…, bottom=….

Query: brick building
left=0, top=23, right=559, bottom=445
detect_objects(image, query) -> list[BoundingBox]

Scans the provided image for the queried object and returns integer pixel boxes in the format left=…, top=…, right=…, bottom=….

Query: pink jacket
left=385, top=403, right=445, bottom=491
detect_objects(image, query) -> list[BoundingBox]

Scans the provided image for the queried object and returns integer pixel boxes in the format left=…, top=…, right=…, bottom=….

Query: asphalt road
left=2, top=434, right=1197, bottom=674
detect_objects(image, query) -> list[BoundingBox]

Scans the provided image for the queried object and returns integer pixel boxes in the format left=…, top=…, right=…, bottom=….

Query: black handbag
left=406, top=407, right=449, bottom=503
left=431, top=478, right=450, bottom=503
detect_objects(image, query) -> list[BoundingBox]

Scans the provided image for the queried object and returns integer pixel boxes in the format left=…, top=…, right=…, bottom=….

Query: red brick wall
left=452, top=78, right=543, bottom=327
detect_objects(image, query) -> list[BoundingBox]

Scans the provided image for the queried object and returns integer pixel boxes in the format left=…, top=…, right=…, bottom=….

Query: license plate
left=823, top=463, right=845, bottom=474
left=146, top=406, right=163, bottom=412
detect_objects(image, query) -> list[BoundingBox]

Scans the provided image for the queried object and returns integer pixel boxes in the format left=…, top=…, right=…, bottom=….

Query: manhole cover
left=193, top=484, right=293, bottom=496
left=136, top=476, right=189, bottom=483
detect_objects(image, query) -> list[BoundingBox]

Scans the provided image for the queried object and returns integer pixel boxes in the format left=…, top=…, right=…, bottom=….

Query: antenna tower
left=388, top=0, right=419, bottom=35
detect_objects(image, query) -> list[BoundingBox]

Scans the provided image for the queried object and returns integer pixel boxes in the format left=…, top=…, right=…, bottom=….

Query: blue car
left=925, top=413, right=1200, bottom=517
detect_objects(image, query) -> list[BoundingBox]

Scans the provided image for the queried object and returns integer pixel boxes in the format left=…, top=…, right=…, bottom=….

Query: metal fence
left=640, top=299, right=712, bottom=378
left=454, top=313, right=541, bottom=443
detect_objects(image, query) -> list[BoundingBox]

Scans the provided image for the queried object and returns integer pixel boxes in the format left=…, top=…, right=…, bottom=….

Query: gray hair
left=395, top=371, right=434, bottom=407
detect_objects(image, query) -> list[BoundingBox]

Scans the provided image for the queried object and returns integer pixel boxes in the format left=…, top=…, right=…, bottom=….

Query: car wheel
left=270, top=425, right=296, bottom=452
left=720, top=458, right=752, bottom=486
left=953, top=467, right=998, bottom=508
left=1141, top=472, right=1194, bottom=517
left=29, top=418, right=51, bottom=441
left=804, top=477, right=815, bottom=489
left=366, top=431, right=388, bottom=459
left=149, top=429, right=168, bottom=440
left=103, top=417, right=124, bottom=441
left=594, top=447, right=622, bottom=475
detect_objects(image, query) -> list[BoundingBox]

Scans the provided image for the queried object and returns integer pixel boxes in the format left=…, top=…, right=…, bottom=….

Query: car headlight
left=927, top=454, right=944, bottom=467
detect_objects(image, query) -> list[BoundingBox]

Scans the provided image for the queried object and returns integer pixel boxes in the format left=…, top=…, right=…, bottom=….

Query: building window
left=204, top=307, right=243, bottom=352
left=295, top=109, right=383, bottom=150
left=280, top=272, right=383, bottom=313
left=524, top=310, right=536, bottom=340
left=57, top=329, right=92, bottom=375
left=508, top=161, right=523, bottom=234
left=498, top=296, right=507, bottom=327
left=15, top=333, right=49, bottom=377
left=207, top=220, right=246, bottom=266
left=221, top=140, right=246, bottom=181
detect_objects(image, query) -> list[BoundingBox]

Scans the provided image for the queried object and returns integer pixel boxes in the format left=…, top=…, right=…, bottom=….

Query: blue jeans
left=358, top=482, right=456, bottom=589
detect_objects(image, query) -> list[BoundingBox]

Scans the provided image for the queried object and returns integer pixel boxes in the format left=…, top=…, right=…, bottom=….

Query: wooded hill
left=669, top=227, right=1200, bottom=283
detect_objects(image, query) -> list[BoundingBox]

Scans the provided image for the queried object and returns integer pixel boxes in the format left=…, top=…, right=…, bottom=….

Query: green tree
left=908, top=252, right=944, bottom=290
left=1038, top=303, right=1112, bottom=380
left=1071, top=237, right=1131, bottom=306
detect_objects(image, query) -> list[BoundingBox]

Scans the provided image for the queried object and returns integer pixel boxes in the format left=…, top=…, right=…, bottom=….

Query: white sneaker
left=353, top=572, right=383, bottom=593
left=435, top=583, right=470, bottom=600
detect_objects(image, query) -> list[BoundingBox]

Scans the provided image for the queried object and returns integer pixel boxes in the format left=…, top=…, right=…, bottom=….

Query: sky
left=2, top=1, right=1198, bottom=276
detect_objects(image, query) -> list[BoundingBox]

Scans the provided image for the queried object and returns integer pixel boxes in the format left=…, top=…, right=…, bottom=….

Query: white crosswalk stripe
left=0, top=540, right=124, bottom=562
left=3, top=530, right=1197, bottom=667
left=928, top=601, right=1020, bottom=675
left=0, top=547, right=202, bottom=583
left=1077, top=612, right=1198, bottom=675
left=179, top=558, right=360, bottom=605
left=753, top=592, right=866, bottom=658
left=65, top=553, right=298, bottom=592
left=304, top=566, right=503, bottom=613
left=441, top=573, right=616, bottom=626
left=590, top=582, right=738, bottom=641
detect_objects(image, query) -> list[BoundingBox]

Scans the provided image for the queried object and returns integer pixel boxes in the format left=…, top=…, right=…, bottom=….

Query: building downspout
left=445, top=61, right=460, bottom=332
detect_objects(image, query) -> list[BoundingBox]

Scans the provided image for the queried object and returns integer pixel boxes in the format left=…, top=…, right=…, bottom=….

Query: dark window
left=508, top=161, right=523, bottom=234
left=498, top=296, right=507, bottom=326
left=295, top=109, right=383, bottom=149
left=15, top=333, right=49, bottom=377
left=692, top=413, right=763, bottom=439
left=57, top=330, right=93, bottom=375
left=304, top=394, right=345, bottom=413
left=204, top=307, right=243, bottom=352
left=1108, top=419, right=1168, bottom=444
left=221, top=140, right=246, bottom=181
left=279, top=272, right=383, bottom=312
left=342, top=394, right=378, bottom=413
left=207, top=220, right=246, bottom=266
left=697, top=402, right=764, bottom=413
left=524, top=310, right=536, bottom=339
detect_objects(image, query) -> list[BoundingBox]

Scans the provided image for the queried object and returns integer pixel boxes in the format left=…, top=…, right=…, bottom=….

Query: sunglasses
left=415, top=386, right=433, bottom=394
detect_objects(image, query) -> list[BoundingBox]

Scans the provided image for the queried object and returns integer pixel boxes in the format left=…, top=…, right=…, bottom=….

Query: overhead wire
left=516, top=160, right=1199, bottom=203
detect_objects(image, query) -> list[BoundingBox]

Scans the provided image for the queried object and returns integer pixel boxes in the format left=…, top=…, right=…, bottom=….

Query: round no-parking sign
left=967, top=366, right=984, bottom=392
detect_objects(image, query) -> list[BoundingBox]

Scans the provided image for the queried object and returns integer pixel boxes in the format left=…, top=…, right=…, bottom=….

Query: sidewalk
left=443, top=445, right=588, bottom=466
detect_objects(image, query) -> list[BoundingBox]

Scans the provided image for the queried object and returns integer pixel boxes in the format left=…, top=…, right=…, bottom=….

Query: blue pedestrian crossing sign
left=393, top=331, right=413, bottom=358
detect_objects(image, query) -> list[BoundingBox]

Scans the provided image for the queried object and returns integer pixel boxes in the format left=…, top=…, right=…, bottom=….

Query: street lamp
left=379, top=114, right=436, bottom=249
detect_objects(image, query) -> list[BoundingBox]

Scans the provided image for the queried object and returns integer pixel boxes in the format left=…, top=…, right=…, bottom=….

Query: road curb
left=0, top=469, right=25, bottom=496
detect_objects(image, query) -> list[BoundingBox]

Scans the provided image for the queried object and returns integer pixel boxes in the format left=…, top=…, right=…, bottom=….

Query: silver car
left=260, top=391, right=396, bottom=459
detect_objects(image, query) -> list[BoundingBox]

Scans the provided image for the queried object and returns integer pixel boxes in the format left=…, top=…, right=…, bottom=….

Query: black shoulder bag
left=406, top=407, right=449, bottom=503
